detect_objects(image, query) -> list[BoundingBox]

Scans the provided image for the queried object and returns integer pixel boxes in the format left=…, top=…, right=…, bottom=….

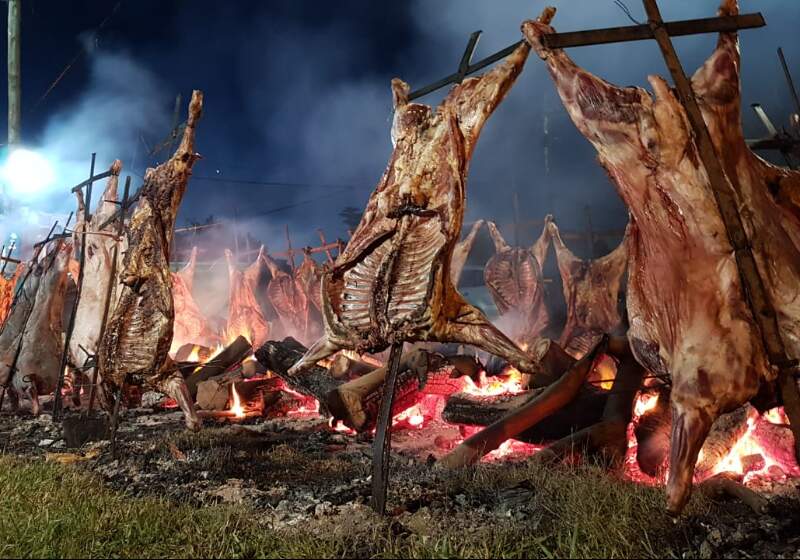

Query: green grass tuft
left=0, top=455, right=704, bottom=558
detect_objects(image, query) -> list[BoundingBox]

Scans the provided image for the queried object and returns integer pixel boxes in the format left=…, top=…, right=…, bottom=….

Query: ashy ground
left=1, top=410, right=799, bottom=559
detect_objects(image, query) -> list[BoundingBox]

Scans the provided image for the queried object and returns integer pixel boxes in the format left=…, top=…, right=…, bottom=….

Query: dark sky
left=1, top=0, right=799, bottom=254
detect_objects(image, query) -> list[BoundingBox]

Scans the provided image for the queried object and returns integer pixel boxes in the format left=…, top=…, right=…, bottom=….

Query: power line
left=191, top=175, right=368, bottom=190
left=30, top=0, right=126, bottom=113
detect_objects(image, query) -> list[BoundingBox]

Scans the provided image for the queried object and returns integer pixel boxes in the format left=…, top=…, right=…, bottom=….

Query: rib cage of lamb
left=289, top=32, right=544, bottom=376
left=523, top=0, right=800, bottom=514
left=98, top=90, right=204, bottom=431
left=547, top=218, right=628, bottom=358
left=484, top=218, right=551, bottom=346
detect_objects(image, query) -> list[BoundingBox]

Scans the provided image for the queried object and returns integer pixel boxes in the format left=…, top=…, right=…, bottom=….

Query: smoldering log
left=533, top=348, right=646, bottom=465
left=185, top=335, right=253, bottom=397
left=325, top=349, right=481, bottom=431
left=254, top=338, right=343, bottom=407
left=442, top=387, right=611, bottom=444
left=438, top=335, right=609, bottom=469
left=634, top=386, right=672, bottom=476
left=328, top=352, right=375, bottom=380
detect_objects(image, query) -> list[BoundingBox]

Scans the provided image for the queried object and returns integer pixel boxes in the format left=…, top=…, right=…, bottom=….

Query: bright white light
left=1, top=148, right=56, bottom=197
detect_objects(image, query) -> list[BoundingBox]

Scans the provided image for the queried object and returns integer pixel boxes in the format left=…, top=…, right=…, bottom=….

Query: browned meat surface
left=0, top=262, right=43, bottom=396
left=548, top=219, right=627, bottom=357
left=0, top=265, right=23, bottom=327
left=290, top=23, right=544, bottom=376
left=524, top=0, right=800, bottom=513
left=295, top=247, right=323, bottom=313
left=98, top=90, right=204, bottom=430
left=172, top=247, right=219, bottom=351
left=12, top=242, right=72, bottom=414
left=263, top=250, right=309, bottom=342
left=225, top=249, right=270, bottom=347
left=484, top=219, right=550, bottom=345
left=450, top=219, right=484, bottom=287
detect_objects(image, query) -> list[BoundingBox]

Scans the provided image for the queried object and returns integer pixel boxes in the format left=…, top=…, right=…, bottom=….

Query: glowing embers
left=625, top=390, right=800, bottom=486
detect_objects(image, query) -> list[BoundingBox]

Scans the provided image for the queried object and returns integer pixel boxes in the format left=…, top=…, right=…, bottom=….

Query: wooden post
left=7, top=0, right=21, bottom=146
left=641, top=0, right=800, bottom=464
left=316, top=229, right=335, bottom=265
left=285, top=224, right=295, bottom=273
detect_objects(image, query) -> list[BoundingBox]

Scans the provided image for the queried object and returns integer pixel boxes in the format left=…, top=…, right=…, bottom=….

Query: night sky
left=1, top=0, right=799, bottom=253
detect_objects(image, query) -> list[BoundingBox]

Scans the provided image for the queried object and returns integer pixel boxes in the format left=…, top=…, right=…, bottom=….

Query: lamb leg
left=442, top=299, right=540, bottom=374
left=28, top=381, right=40, bottom=416
left=287, top=335, right=343, bottom=376
left=157, top=368, right=202, bottom=431
left=666, top=404, right=714, bottom=516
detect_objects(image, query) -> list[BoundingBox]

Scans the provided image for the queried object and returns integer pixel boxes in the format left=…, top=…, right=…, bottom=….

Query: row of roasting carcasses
left=169, top=212, right=628, bottom=361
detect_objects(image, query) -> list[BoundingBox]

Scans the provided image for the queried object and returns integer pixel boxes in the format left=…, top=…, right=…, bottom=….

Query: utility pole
left=7, top=0, right=21, bottom=146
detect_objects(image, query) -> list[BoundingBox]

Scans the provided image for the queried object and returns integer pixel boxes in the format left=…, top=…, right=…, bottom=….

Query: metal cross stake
left=540, top=0, right=800, bottom=465
left=370, top=340, right=404, bottom=515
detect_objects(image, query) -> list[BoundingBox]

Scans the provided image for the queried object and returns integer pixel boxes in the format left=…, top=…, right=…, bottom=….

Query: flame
left=462, top=368, right=525, bottom=397
left=623, top=390, right=663, bottom=485
left=763, top=407, right=789, bottom=425
left=392, top=403, right=426, bottom=429
left=229, top=384, right=245, bottom=418
left=591, top=354, right=617, bottom=391
left=634, top=391, right=660, bottom=417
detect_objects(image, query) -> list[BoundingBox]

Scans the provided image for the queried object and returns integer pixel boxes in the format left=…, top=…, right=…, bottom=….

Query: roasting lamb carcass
left=295, top=247, right=323, bottom=313
left=484, top=219, right=550, bottom=345
left=262, top=249, right=309, bottom=342
left=450, top=219, right=484, bottom=287
left=289, top=31, right=541, bottom=376
left=172, top=247, right=219, bottom=351
left=98, top=90, right=204, bottom=431
left=0, top=261, right=43, bottom=402
left=68, top=161, right=122, bottom=388
left=523, top=1, right=800, bottom=514
left=225, top=249, right=270, bottom=347
left=548, top=218, right=628, bottom=357
left=0, top=265, right=23, bottom=327
left=11, top=242, right=72, bottom=415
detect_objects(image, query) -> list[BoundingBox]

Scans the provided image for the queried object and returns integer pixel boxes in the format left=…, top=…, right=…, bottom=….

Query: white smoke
left=0, top=50, right=170, bottom=258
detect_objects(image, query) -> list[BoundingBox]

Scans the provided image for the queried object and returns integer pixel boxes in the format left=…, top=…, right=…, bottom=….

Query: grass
left=0, top=454, right=707, bottom=559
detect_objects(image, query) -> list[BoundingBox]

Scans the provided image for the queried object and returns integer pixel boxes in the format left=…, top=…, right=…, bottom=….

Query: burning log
left=327, top=352, right=375, bottom=380
left=442, top=388, right=609, bottom=443
left=533, top=346, right=645, bottom=465
left=185, top=335, right=253, bottom=398
left=698, top=473, right=768, bottom=514
left=438, top=335, right=609, bottom=469
left=254, top=338, right=342, bottom=408
left=325, top=348, right=481, bottom=431
left=633, top=386, right=672, bottom=477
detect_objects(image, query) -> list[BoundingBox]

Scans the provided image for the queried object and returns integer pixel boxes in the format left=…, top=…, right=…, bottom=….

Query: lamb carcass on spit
left=225, top=248, right=270, bottom=347
left=262, top=249, right=309, bottom=342
left=10, top=242, right=72, bottom=414
left=450, top=219, right=485, bottom=287
left=295, top=247, right=324, bottom=313
left=68, top=160, right=122, bottom=390
left=0, top=265, right=23, bottom=327
left=98, top=90, right=204, bottom=431
left=547, top=218, right=627, bottom=357
left=172, top=247, right=219, bottom=351
left=523, top=0, right=800, bottom=514
left=0, top=261, right=43, bottom=401
left=289, top=27, right=542, bottom=376
left=484, top=218, right=551, bottom=346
